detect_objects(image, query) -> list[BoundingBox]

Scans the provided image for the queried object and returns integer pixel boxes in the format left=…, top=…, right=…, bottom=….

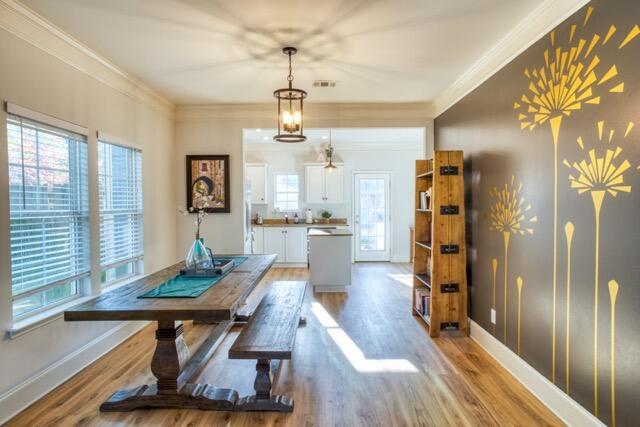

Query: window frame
left=97, top=135, right=144, bottom=289
left=273, top=173, right=300, bottom=212
left=5, top=103, right=90, bottom=321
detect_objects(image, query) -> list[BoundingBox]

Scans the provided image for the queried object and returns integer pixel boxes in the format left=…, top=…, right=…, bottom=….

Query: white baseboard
left=0, top=320, right=149, bottom=424
left=390, top=255, right=410, bottom=263
left=469, top=319, right=604, bottom=427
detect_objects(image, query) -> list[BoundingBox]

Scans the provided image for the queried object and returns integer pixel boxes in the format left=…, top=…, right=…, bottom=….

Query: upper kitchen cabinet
left=246, top=163, right=268, bottom=204
left=305, top=163, right=344, bottom=204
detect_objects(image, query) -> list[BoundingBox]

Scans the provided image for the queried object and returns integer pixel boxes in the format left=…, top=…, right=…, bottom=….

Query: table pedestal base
left=235, top=395, right=294, bottom=412
left=99, top=319, right=294, bottom=413
left=100, top=384, right=239, bottom=412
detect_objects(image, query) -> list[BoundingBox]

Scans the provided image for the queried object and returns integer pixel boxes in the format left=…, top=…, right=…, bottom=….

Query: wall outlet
left=490, top=308, right=496, bottom=324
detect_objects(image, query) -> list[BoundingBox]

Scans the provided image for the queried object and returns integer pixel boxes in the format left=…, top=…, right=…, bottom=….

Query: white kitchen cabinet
left=252, top=226, right=264, bottom=254
left=261, top=227, right=308, bottom=264
left=246, top=163, right=268, bottom=204
left=305, top=165, right=325, bottom=203
left=305, top=164, right=344, bottom=203
left=263, top=228, right=285, bottom=262
left=284, top=228, right=307, bottom=263
left=324, top=167, right=344, bottom=203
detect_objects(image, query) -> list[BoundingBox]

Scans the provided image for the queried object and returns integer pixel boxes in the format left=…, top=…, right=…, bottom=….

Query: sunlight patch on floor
left=387, top=273, right=413, bottom=287
left=311, top=302, right=418, bottom=373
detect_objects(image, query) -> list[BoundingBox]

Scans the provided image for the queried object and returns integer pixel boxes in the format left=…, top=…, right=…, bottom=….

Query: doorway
left=353, top=172, right=391, bottom=261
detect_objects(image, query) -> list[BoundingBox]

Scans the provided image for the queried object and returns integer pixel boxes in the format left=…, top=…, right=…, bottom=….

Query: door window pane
left=358, top=178, right=386, bottom=251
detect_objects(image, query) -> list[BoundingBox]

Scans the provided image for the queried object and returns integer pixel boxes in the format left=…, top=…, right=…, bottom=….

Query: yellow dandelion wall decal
left=490, top=176, right=536, bottom=344
left=564, top=121, right=635, bottom=416
left=513, top=6, right=633, bottom=386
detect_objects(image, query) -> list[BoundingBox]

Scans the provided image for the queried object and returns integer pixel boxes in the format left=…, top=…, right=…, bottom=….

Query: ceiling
left=21, top=0, right=541, bottom=105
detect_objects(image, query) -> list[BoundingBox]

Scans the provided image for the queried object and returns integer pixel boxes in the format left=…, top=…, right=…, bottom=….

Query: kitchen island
left=308, top=228, right=353, bottom=292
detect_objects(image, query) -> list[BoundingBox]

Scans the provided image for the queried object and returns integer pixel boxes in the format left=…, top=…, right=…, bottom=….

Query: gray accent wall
left=435, top=1, right=640, bottom=424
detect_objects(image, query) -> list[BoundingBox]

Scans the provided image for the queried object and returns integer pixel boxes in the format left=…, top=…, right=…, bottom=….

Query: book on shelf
left=415, top=288, right=431, bottom=317
left=419, top=188, right=432, bottom=210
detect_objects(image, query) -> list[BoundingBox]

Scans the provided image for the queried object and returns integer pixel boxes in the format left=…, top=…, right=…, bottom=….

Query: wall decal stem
left=608, top=280, right=619, bottom=427
left=591, top=190, right=604, bottom=415
left=549, top=115, right=562, bottom=384
left=503, top=232, right=510, bottom=342
left=516, top=276, right=523, bottom=356
left=492, top=258, right=498, bottom=336
left=564, top=221, right=575, bottom=395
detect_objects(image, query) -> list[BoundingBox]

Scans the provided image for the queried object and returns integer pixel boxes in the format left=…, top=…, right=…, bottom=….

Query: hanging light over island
left=324, top=129, right=337, bottom=173
left=273, top=47, right=307, bottom=143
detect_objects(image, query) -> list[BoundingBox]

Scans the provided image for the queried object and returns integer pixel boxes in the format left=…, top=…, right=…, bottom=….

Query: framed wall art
left=185, top=155, right=230, bottom=213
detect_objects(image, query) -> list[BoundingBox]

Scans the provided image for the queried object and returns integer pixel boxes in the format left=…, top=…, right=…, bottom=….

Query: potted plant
left=321, top=210, right=332, bottom=224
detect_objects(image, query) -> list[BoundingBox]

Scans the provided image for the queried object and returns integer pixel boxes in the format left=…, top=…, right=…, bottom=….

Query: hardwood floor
left=7, top=263, right=562, bottom=426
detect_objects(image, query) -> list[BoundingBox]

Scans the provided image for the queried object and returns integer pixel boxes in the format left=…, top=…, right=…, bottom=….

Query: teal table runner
left=138, top=256, right=247, bottom=299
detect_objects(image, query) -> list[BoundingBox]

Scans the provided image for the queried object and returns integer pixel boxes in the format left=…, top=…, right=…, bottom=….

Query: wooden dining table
left=64, top=254, right=277, bottom=412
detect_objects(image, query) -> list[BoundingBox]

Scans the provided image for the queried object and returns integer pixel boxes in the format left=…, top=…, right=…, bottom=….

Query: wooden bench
left=229, top=281, right=306, bottom=412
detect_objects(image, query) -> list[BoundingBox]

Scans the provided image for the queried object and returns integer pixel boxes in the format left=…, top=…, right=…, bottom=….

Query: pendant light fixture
left=273, top=47, right=307, bottom=143
left=324, top=129, right=337, bottom=173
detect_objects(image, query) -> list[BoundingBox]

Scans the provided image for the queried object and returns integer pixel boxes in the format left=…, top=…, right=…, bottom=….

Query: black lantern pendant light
left=273, top=47, right=307, bottom=143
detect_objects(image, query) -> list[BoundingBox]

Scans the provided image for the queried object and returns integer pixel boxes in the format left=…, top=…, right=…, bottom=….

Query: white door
left=354, top=173, right=391, bottom=261
left=305, top=165, right=325, bottom=203
left=324, top=166, right=344, bottom=203
left=246, top=164, right=267, bottom=204
left=285, top=228, right=307, bottom=263
left=263, top=227, right=286, bottom=262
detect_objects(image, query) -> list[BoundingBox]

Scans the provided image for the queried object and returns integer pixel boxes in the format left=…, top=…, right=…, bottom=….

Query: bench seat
left=229, top=280, right=306, bottom=412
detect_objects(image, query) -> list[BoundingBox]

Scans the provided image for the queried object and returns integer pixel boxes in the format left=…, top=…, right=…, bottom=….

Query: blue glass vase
left=186, top=237, right=213, bottom=271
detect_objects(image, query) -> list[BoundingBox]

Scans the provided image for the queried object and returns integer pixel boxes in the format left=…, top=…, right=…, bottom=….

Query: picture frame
left=185, top=155, right=230, bottom=213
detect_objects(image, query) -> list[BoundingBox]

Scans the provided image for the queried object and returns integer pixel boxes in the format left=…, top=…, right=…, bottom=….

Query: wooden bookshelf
left=412, top=152, right=468, bottom=337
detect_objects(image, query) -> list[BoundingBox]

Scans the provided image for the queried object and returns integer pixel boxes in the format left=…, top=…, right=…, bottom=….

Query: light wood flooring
left=7, top=263, right=562, bottom=426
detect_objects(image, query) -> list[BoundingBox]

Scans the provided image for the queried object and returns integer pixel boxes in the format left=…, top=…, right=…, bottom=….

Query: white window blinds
left=7, top=113, right=90, bottom=318
left=98, top=141, right=143, bottom=282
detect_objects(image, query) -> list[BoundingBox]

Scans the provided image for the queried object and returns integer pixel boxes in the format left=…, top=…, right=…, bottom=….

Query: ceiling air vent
left=313, top=80, right=336, bottom=88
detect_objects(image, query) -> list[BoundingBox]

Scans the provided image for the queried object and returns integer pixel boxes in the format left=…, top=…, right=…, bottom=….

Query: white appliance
left=244, top=185, right=253, bottom=254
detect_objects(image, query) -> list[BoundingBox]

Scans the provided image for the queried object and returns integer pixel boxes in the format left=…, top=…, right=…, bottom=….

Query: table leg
left=100, top=320, right=238, bottom=412
left=234, top=359, right=294, bottom=412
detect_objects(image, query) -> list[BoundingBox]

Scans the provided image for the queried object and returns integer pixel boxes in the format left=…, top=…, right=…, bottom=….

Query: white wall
left=175, top=104, right=434, bottom=259
left=0, top=6, right=176, bottom=420
left=245, top=142, right=423, bottom=262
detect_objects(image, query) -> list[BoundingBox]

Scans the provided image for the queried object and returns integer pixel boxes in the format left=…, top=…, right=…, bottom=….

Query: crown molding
left=176, top=102, right=434, bottom=123
left=244, top=141, right=423, bottom=153
left=0, top=0, right=175, bottom=117
left=433, top=0, right=590, bottom=117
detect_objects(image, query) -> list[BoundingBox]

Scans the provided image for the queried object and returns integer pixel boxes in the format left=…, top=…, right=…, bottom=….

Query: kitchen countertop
left=308, top=229, right=353, bottom=237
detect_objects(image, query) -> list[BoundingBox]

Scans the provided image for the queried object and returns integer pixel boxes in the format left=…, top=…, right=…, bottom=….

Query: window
left=98, top=141, right=143, bottom=286
left=274, top=174, right=299, bottom=211
left=7, top=113, right=89, bottom=319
